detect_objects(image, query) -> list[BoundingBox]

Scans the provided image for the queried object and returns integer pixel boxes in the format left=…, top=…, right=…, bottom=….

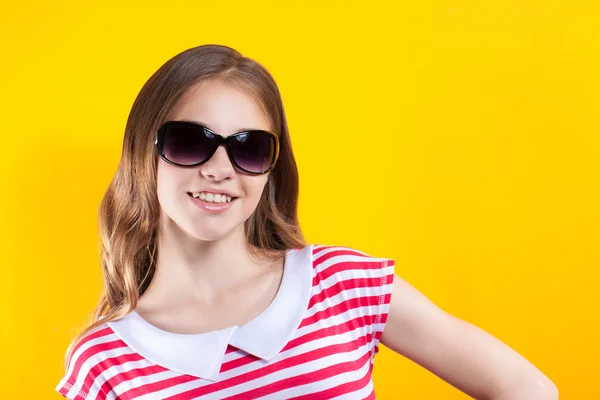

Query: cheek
left=156, top=162, right=186, bottom=205
left=156, top=163, right=172, bottom=196
left=242, top=175, right=269, bottom=207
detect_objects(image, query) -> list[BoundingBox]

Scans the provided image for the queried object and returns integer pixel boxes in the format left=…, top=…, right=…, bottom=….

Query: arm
left=380, top=274, right=559, bottom=400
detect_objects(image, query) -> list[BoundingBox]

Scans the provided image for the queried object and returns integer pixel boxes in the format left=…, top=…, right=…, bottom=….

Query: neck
left=138, top=214, right=280, bottom=309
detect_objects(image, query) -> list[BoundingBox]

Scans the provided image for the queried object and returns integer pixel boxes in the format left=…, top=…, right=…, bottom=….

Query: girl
left=56, top=44, right=558, bottom=399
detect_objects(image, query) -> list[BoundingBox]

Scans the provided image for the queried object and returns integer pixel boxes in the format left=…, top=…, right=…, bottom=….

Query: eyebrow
left=180, top=119, right=259, bottom=133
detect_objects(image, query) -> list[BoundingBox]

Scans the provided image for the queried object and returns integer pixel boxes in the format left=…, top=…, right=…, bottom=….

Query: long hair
left=63, top=44, right=306, bottom=369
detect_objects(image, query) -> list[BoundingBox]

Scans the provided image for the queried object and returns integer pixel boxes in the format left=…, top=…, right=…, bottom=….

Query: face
left=156, top=79, right=272, bottom=242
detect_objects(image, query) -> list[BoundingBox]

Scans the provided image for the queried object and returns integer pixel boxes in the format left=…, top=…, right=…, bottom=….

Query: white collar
left=107, top=244, right=313, bottom=381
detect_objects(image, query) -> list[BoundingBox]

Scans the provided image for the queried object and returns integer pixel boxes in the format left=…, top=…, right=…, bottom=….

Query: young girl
left=56, top=44, right=558, bottom=399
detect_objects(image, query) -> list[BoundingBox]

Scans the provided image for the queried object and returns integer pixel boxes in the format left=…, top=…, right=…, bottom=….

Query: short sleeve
left=56, top=357, right=92, bottom=400
left=312, top=245, right=396, bottom=361
left=55, top=343, right=95, bottom=400
left=55, top=379, right=91, bottom=400
left=55, top=325, right=110, bottom=399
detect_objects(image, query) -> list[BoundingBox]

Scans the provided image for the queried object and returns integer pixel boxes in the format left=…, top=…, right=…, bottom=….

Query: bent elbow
left=545, top=381, right=559, bottom=400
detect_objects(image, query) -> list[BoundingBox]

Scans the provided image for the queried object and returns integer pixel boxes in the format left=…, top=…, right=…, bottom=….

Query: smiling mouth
left=187, top=192, right=239, bottom=204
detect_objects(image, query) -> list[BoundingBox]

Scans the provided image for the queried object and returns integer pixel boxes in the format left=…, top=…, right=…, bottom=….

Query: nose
left=198, top=145, right=235, bottom=181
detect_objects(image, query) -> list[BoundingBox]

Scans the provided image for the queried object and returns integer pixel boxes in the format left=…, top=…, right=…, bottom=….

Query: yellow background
left=1, top=1, right=598, bottom=398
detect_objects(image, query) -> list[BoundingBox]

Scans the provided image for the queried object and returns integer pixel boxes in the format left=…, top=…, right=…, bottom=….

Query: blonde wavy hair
left=63, top=44, right=306, bottom=369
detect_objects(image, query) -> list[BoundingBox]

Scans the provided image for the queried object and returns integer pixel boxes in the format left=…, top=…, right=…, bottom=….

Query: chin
left=184, top=225, right=237, bottom=242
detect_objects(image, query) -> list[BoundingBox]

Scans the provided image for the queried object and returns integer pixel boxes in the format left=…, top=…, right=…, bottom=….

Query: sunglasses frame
left=154, top=120, right=280, bottom=175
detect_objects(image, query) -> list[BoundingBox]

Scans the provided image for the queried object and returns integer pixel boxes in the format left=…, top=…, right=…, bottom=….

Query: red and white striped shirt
left=56, top=244, right=395, bottom=399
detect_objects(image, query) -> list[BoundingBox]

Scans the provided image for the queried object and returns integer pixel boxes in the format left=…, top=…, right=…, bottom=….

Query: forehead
left=167, top=79, right=271, bottom=135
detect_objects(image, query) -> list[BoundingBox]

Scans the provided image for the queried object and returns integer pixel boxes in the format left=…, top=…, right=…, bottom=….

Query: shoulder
left=309, top=244, right=396, bottom=307
left=311, top=243, right=396, bottom=280
left=55, top=322, right=124, bottom=399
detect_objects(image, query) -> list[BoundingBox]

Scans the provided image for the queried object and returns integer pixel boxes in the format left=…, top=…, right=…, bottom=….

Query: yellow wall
left=1, top=1, right=598, bottom=398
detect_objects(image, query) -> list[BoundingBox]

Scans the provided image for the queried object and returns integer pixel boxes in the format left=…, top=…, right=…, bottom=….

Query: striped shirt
left=56, top=244, right=396, bottom=399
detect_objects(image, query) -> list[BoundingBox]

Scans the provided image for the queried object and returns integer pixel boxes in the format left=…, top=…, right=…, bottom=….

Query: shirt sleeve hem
left=56, top=381, right=89, bottom=399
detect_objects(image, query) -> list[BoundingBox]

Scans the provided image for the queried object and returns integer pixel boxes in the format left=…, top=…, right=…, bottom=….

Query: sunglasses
left=155, top=120, right=280, bottom=175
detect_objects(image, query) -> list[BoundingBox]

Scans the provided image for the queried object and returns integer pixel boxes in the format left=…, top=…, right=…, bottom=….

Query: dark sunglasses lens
left=229, top=132, right=276, bottom=173
left=162, top=124, right=214, bottom=165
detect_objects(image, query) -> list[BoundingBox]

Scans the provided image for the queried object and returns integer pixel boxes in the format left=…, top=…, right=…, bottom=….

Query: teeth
left=191, top=192, right=233, bottom=203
